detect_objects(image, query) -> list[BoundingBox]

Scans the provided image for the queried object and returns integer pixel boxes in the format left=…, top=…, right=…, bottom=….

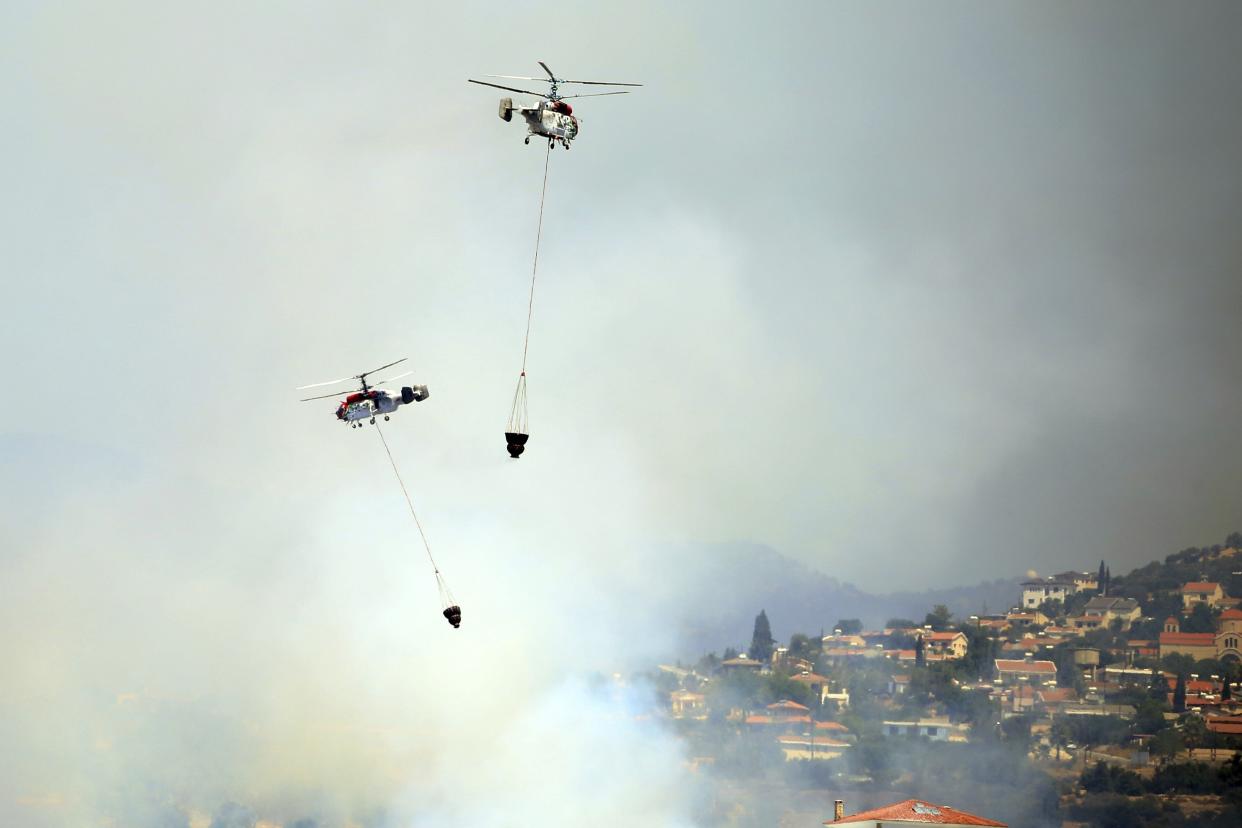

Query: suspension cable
left=375, top=421, right=441, bottom=576
left=519, top=142, right=553, bottom=375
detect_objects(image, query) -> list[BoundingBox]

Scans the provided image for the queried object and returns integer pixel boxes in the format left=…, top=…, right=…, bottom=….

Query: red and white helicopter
left=298, top=358, right=429, bottom=428
left=468, top=61, right=641, bottom=149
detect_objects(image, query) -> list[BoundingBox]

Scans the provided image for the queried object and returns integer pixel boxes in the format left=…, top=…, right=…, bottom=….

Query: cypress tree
left=915, top=634, right=926, bottom=668
left=1173, top=673, right=1187, bottom=713
left=1098, top=560, right=1107, bottom=594
left=1150, top=670, right=1167, bottom=701
left=748, top=609, right=775, bottom=663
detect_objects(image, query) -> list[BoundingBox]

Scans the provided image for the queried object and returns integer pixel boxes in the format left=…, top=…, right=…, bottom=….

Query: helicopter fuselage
left=499, top=98, right=579, bottom=147
left=334, top=385, right=429, bottom=423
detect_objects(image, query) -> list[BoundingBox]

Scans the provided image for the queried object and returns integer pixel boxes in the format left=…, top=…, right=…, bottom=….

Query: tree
left=1183, top=602, right=1218, bottom=633
left=1163, top=652, right=1195, bottom=678
left=834, top=618, right=862, bottom=635
left=1038, top=598, right=1065, bottom=620
left=1173, top=673, right=1187, bottom=713
left=1134, top=699, right=1170, bottom=734
left=915, top=634, right=926, bottom=667
left=1055, top=646, right=1085, bottom=693
left=759, top=673, right=811, bottom=706
left=1051, top=718, right=1072, bottom=760
left=748, top=609, right=776, bottom=663
left=1149, top=669, right=1168, bottom=701
left=886, top=618, right=917, bottom=630
left=961, top=625, right=998, bottom=680
left=924, top=604, right=952, bottom=631
left=1104, top=566, right=1111, bottom=594
left=1098, top=560, right=1107, bottom=594
left=1181, top=713, right=1207, bottom=749
left=1150, top=728, right=1185, bottom=762
left=788, top=632, right=816, bottom=661
left=1001, top=714, right=1034, bottom=750
left=1224, top=680, right=1233, bottom=702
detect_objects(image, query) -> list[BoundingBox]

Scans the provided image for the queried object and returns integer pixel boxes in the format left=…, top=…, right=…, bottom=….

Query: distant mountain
left=660, top=543, right=1025, bottom=657
left=656, top=533, right=1241, bottom=659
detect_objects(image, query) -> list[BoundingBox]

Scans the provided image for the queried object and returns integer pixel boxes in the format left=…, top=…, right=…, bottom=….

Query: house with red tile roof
left=994, top=659, right=1057, bottom=688
left=1182, top=581, right=1225, bottom=610
left=1005, top=610, right=1049, bottom=628
left=1042, top=625, right=1083, bottom=639
left=745, top=712, right=813, bottom=727
left=999, top=636, right=1059, bottom=659
left=1054, top=570, right=1100, bottom=592
left=1005, top=684, right=1038, bottom=714
left=791, top=671, right=831, bottom=704
left=765, top=705, right=814, bottom=720
left=826, top=798, right=1006, bottom=827
left=923, top=631, right=968, bottom=660
left=1037, top=687, right=1078, bottom=714
left=1125, top=639, right=1159, bottom=659
left=1071, top=596, right=1141, bottom=631
left=815, top=720, right=851, bottom=735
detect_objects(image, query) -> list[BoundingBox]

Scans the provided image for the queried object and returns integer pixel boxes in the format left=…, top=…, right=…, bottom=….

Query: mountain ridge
left=663, top=542, right=1026, bottom=657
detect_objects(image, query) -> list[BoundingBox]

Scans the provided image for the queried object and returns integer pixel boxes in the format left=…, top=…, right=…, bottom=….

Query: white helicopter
left=298, top=358, right=429, bottom=428
left=468, top=61, right=641, bottom=149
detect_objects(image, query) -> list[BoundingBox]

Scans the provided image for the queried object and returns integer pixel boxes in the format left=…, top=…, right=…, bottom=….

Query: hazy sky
left=3, top=1, right=1241, bottom=824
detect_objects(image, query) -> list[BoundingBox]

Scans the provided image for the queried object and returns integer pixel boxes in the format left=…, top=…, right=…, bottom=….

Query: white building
left=1021, top=578, right=1076, bottom=609
left=879, top=718, right=968, bottom=742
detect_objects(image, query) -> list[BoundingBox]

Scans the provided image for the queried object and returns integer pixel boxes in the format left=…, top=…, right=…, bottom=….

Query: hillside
left=665, top=532, right=1242, bottom=658
left=664, top=543, right=1024, bottom=656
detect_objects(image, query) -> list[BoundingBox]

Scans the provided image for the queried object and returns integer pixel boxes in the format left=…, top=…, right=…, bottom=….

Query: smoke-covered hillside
left=659, top=543, right=1024, bottom=656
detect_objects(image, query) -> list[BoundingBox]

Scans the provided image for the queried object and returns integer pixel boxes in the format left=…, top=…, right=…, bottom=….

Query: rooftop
left=1038, top=688, right=1077, bottom=703
left=767, top=699, right=810, bottom=711
left=721, top=656, right=764, bottom=667
left=829, top=799, right=1006, bottom=827
left=1083, top=596, right=1139, bottom=612
left=1159, top=632, right=1216, bottom=646
left=994, top=659, right=1056, bottom=674
left=925, top=632, right=965, bottom=641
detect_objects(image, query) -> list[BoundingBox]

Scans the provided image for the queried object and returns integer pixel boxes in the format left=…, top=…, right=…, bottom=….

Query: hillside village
left=651, top=534, right=1242, bottom=826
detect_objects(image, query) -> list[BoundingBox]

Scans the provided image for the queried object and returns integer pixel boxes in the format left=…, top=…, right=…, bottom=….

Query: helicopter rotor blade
left=296, top=375, right=355, bottom=391
left=538, top=61, right=556, bottom=80
left=468, top=79, right=548, bottom=98
left=300, top=391, right=353, bottom=402
left=559, top=91, right=632, bottom=100
left=560, top=80, right=643, bottom=87
left=372, top=370, right=415, bottom=386
left=486, top=74, right=553, bottom=83
left=356, top=357, right=407, bottom=380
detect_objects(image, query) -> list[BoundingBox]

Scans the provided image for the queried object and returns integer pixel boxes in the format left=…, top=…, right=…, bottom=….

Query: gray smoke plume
left=2, top=2, right=1240, bottom=825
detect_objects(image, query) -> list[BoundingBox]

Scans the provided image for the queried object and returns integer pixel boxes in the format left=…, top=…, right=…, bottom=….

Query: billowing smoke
left=4, top=1, right=1241, bottom=825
